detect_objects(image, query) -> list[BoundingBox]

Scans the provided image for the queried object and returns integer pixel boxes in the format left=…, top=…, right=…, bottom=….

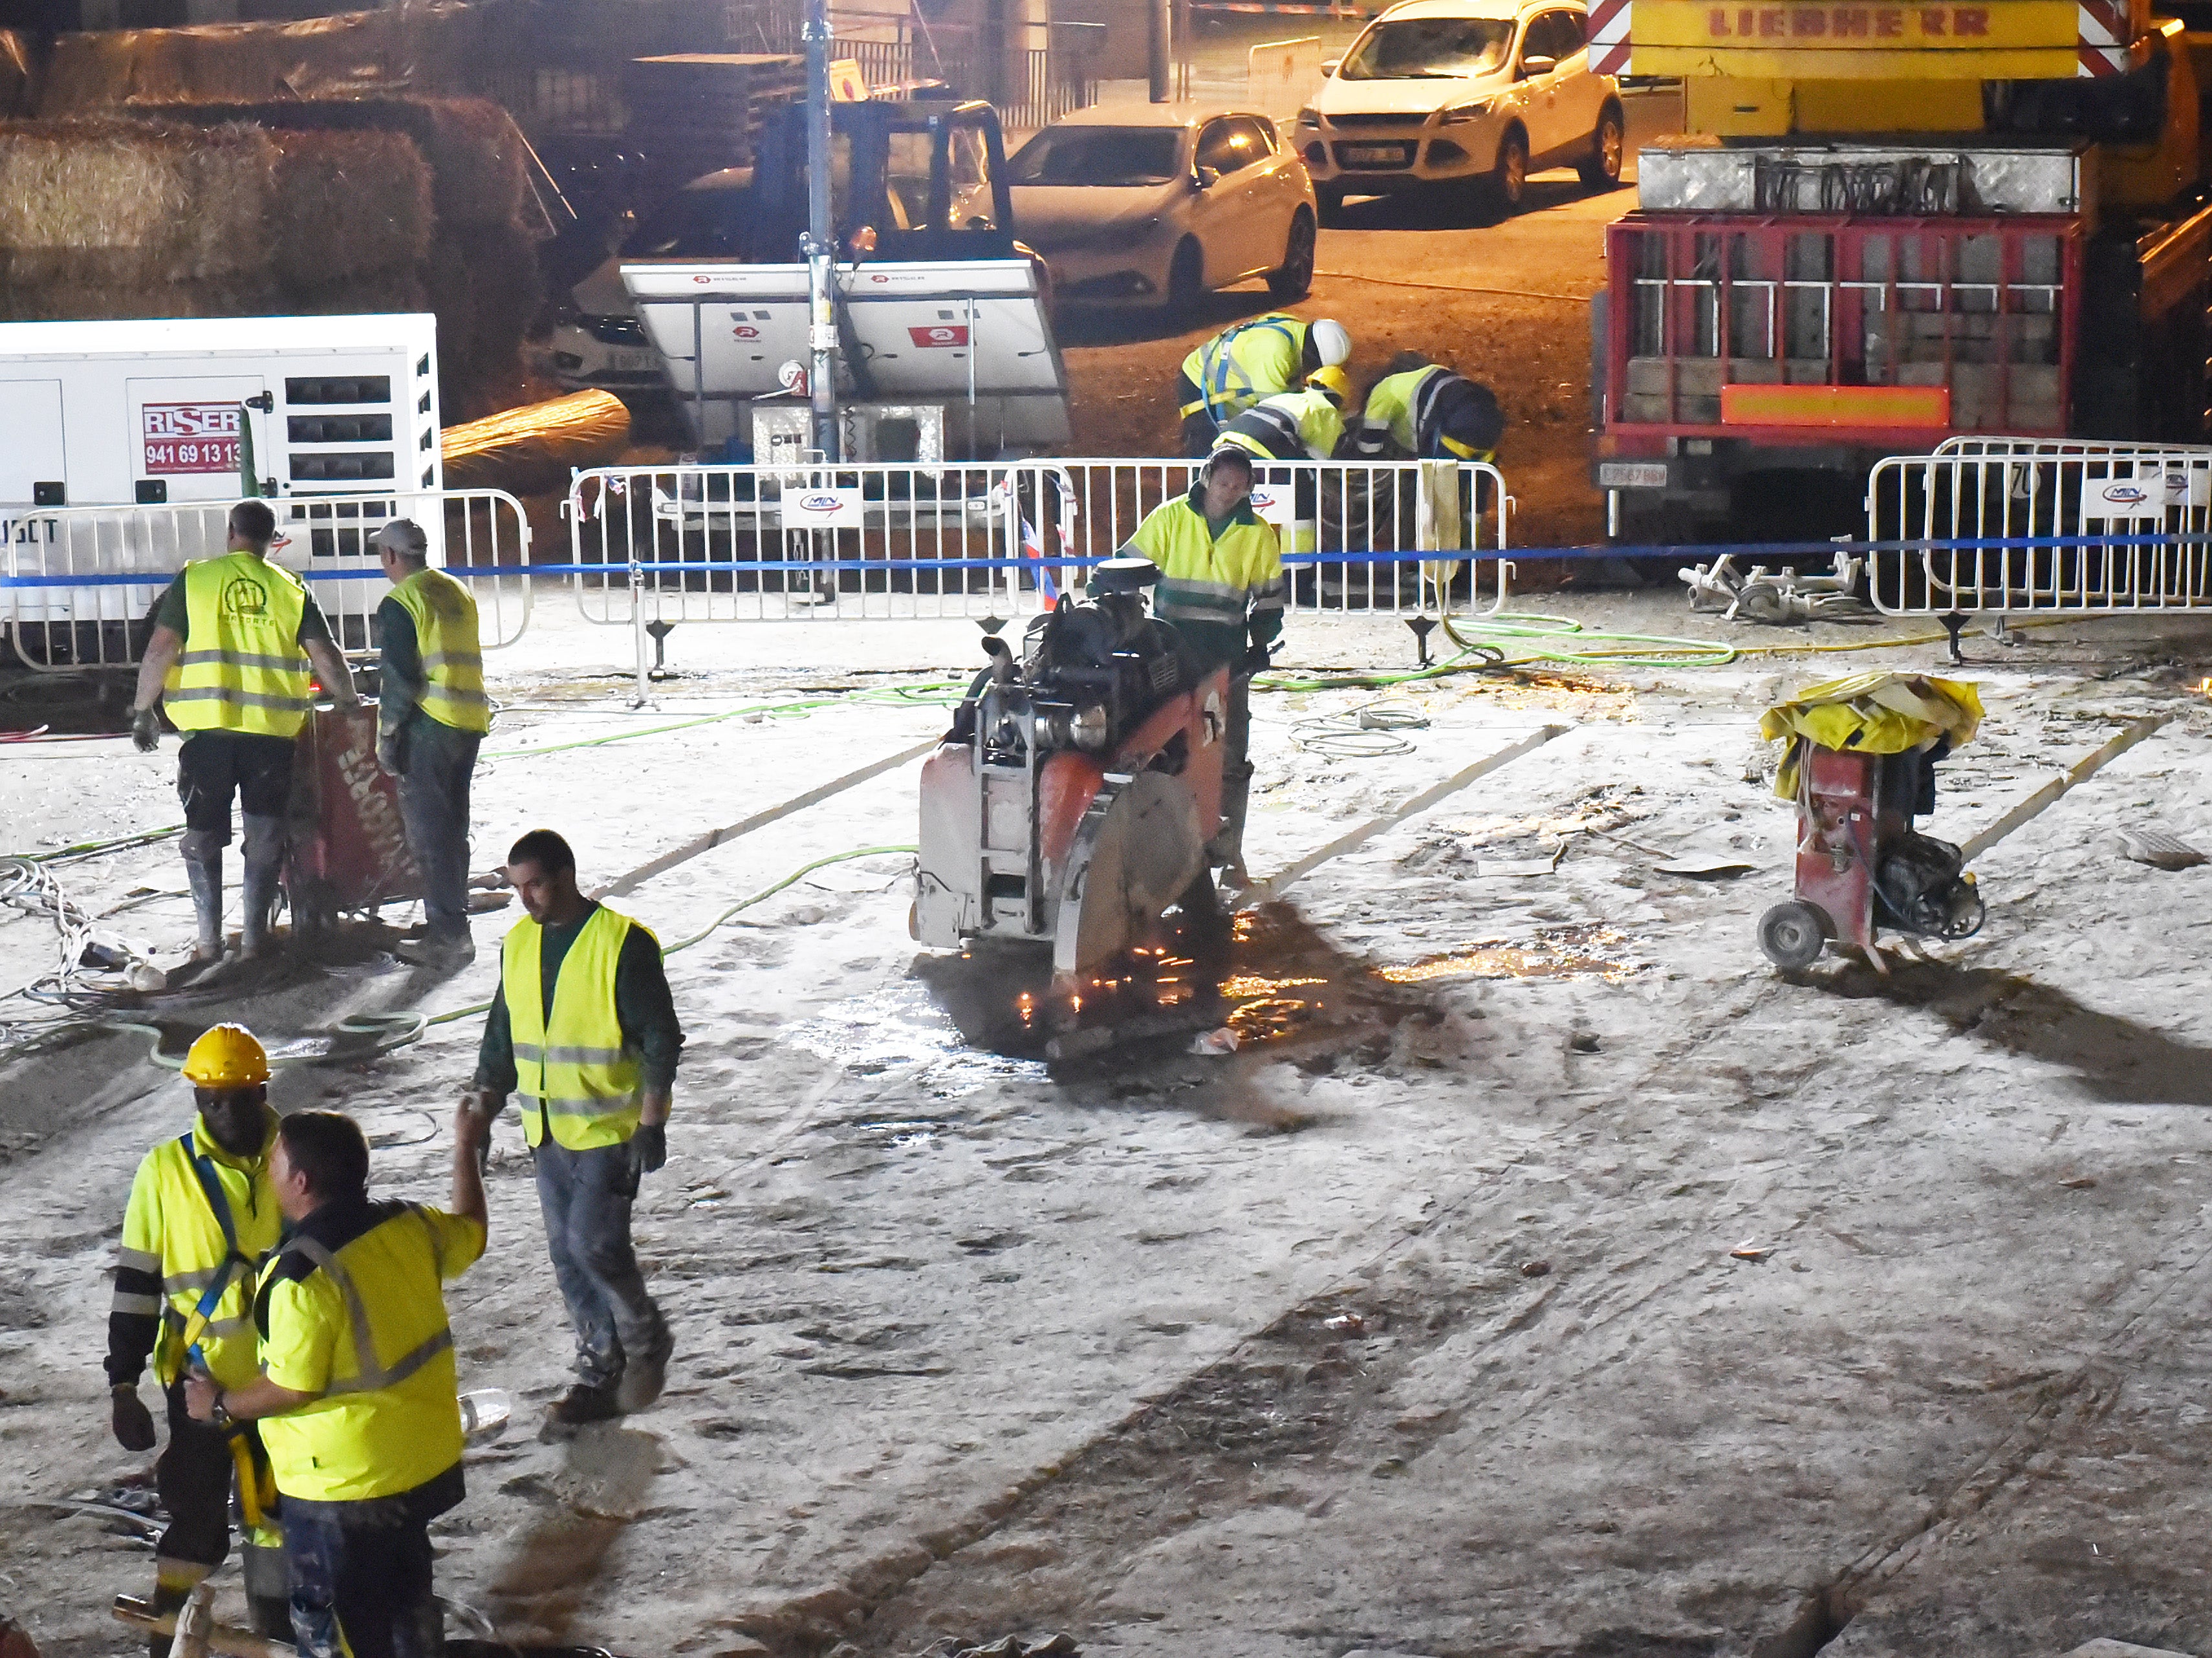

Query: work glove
left=129, top=707, right=160, bottom=753
left=376, top=730, right=406, bottom=779
left=627, top=1123, right=667, bottom=1180
left=111, top=1384, right=157, bottom=1451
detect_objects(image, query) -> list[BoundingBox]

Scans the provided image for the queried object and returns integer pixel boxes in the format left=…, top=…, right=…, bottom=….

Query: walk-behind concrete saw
left=913, top=558, right=1231, bottom=995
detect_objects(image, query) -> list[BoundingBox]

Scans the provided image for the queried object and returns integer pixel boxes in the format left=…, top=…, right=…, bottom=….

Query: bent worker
left=186, top=1108, right=488, bottom=1658
left=1352, top=350, right=1505, bottom=464
left=130, top=500, right=360, bottom=961
left=373, top=520, right=490, bottom=969
left=1213, top=365, right=1353, bottom=464
left=468, top=828, right=683, bottom=1436
left=1177, top=313, right=1351, bottom=457
left=107, top=1024, right=290, bottom=1650
left=1120, top=447, right=1285, bottom=883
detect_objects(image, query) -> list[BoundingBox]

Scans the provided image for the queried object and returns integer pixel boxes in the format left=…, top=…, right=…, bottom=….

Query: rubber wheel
left=1316, top=186, right=1346, bottom=227
left=1579, top=103, right=1624, bottom=191
left=1491, top=128, right=1528, bottom=214
left=1165, top=239, right=1204, bottom=312
left=1267, top=208, right=1317, bottom=301
left=1758, top=901, right=1829, bottom=969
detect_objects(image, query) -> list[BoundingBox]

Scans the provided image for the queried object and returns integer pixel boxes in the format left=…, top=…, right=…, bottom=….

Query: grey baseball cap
left=373, top=519, right=428, bottom=554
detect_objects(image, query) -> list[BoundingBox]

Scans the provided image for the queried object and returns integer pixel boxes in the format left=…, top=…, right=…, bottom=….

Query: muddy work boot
left=539, top=1382, right=621, bottom=1442
left=614, top=1336, right=672, bottom=1416
left=238, top=814, right=288, bottom=957
left=179, top=832, right=226, bottom=960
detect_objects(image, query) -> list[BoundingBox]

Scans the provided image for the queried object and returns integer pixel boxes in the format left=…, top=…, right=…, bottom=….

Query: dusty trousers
left=280, top=1481, right=450, bottom=1658
left=393, top=717, right=479, bottom=940
left=532, top=1138, right=667, bottom=1389
left=1206, top=673, right=1253, bottom=868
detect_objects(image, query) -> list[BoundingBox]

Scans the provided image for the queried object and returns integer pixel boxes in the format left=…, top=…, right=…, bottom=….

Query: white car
left=1297, top=0, right=1623, bottom=218
left=1007, top=104, right=1319, bottom=308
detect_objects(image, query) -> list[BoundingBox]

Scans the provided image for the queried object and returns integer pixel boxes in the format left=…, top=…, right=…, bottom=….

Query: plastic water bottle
left=459, top=1389, right=510, bottom=1437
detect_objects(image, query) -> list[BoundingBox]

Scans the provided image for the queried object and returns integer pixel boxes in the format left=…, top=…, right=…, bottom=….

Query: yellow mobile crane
left=1588, top=0, right=2212, bottom=537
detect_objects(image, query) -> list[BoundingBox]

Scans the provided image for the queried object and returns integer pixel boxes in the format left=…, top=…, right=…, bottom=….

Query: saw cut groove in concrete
left=1244, top=724, right=1572, bottom=903
left=596, top=737, right=939, bottom=899
left=1958, top=715, right=2170, bottom=863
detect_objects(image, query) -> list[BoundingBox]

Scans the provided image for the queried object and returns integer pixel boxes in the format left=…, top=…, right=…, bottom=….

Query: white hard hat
left=1308, top=319, right=1351, bottom=367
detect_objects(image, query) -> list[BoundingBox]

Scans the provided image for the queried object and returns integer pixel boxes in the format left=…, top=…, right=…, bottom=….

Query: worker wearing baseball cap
left=373, top=519, right=490, bottom=971
left=106, top=1024, right=289, bottom=1650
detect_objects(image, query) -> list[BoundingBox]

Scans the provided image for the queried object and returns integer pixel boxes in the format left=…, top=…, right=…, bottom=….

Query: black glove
left=628, top=1123, right=667, bottom=1179
left=129, top=707, right=160, bottom=754
left=1241, top=642, right=1275, bottom=676
left=111, top=1384, right=157, bottom=1451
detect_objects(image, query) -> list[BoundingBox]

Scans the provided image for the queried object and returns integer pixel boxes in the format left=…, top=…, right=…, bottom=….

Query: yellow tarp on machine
left=1759, top=671, right=1982, bottom=799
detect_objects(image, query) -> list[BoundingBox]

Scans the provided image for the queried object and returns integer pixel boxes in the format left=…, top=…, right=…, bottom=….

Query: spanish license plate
left=1341, top=144, right=1407, bottom=166
left=609, top=347, right=658, bottom=372
left=1598, top=462, right=1669, bottom=490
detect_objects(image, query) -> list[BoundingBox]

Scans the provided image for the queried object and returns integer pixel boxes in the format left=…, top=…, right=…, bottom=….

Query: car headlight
left=1437, top=100, right=1493, bottom=124
left=1296, top=105, right=1321, bottom=128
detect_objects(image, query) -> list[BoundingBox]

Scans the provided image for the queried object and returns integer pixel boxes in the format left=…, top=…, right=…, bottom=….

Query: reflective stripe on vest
left=1182, top=314, right=1305, bottom=425
left=117, top=1132, right=279, bottom=1389
left=1220, top=404, right=1303, bottom=460
left=277, top=1223, right=456, bottom=1395
left=387, top=568, right=490, bottom=735
left=163, top=554, right=314, bottom=738
left=502, top=906, right=649, bottom=1150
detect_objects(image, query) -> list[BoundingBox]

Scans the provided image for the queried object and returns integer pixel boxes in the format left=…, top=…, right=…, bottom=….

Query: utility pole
left=802, top=0, right=840, bottom=458
left=1147, top=0, right=1171, bottom=100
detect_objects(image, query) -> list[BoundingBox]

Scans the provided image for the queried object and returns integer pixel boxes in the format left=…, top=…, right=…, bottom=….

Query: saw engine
left=913, top=558, right=1232, bottom=989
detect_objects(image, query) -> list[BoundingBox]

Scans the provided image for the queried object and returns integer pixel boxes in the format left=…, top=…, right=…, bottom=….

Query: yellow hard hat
left=1307, top=365, right=1350, bottom=404
left=182, top=1023, right=270, bottom=1088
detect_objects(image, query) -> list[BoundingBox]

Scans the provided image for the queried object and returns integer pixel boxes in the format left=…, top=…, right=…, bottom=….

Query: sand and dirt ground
left=6, top=591, right=2212, bottom=1658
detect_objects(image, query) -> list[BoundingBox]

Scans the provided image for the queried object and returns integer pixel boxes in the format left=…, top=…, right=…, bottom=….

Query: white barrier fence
left=1866, top=445, right=2212, bottom=616
left=2, top=490, right=534, bottom=671
left=1248, top=36, right=1324, bottom=124
left=562, top=456, right=1510, bottom=629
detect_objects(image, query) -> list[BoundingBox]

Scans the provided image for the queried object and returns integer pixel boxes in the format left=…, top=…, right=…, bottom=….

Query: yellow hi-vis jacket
left=116, top=1113, right=281, bottom=1392
left=1216, top=388, right=1346, bottom=463
left=503, top=905, right=652, bottom=1150
left=1358, top=367, right=1501, bottom=462
left=255, top=1199, right=484, bottom=1502
left=162, top=552, right=316, bottom=739
left=1126, top=485, right=1286, bottom=671
left=386, top=566, right=490, bottom=735
left=1180, top=313, right=1309, bottom=425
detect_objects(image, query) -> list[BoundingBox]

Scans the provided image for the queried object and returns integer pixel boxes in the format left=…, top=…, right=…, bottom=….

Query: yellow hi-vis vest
left=387, top=566, right=490, bottom=735
left=116, top=1114, right=281, bottom=1391
left=1180, top=313, right=1307, bottom=424
left=255, top=1201, right=483, bottom=1503
left=163, top=552, right=315, bottom=739
left=1216, top=388, right=1345, bottom=464
left=503, top=905, right=651, bottom=1150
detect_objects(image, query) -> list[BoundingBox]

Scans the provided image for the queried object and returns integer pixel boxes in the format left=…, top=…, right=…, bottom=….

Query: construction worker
left=1213, top=365, right=1353, bottom=464
left=1352, top=351, right=1505, bottom=464
left=1178, top=313, right=1352, bottom=457
left=107, top=1024, right=289, bottom=1649
left=1120, top=447, right=1284, bottom=883
left=129, top=500, right=360, bottom=961
left=373, top=519, right=490, bottom=970
left=184, top=1108, right=486, bottom=1658
left=468, top=828, right=683, bottom=1437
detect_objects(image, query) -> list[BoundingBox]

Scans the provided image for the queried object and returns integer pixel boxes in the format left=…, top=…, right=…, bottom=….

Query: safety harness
left=178, top=1134, right=277, bottom=1527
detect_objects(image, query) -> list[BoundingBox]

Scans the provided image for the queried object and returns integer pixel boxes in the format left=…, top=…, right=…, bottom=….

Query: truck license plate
left=1598, top=462, right=1669, bottom=490
left=1341, top=144, right=1407, bottom=166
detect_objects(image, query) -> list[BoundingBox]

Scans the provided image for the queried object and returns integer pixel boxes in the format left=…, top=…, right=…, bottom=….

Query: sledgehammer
left=113, top=1591, right=292, bottom=1658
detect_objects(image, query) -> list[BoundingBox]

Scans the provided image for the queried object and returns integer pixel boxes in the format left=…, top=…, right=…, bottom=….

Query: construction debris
left=1679, top=552, right=1870, bottom=623
left=2114, top=826, right=2207, bottom=870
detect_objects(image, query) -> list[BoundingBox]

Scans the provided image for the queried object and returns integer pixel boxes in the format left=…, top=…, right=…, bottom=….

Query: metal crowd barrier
left=1, top=490, right=534, bottom=671
left=562, top=457, right=1512, bottom=629
left=1866, top=446, right=2212, bottom=615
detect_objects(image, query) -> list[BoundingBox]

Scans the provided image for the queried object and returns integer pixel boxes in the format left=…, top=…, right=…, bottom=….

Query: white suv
left=1297, top=0, right=1622, bottom=219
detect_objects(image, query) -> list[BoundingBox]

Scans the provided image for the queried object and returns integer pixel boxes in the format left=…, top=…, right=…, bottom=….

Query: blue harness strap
left=178, top=1132, right=251, bottom=1372
left=1202, top=316, right=1303, bottom=425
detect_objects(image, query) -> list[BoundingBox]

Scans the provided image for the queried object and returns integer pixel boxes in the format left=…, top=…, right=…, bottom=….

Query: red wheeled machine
left=285, top=704, right=424, bottom=934
left=1759, top=743, right=1983, bottom=969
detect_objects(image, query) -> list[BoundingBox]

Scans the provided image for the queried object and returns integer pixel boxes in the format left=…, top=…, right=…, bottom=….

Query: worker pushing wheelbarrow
left=1756, top=672, right=1986, bottom=969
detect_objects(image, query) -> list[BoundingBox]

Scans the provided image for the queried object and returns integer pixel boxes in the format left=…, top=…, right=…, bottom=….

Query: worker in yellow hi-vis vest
left=129, top=500, right=360, bottom=961
left=466, top=828, right=685, bottom=1439
left=373, top=520, right=491, bottom=971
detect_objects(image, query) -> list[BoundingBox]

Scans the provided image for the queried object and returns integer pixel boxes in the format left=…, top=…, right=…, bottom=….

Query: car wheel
left=1266, top=208, right=1316, bottom=301
left=1166, top=237, right=1205, bottom=312
left=1491, top=127, right=1529, bottom=214
left=1579, top=102, right=1625, bottom=191
left=1316, top=185, right=1346, bottom=227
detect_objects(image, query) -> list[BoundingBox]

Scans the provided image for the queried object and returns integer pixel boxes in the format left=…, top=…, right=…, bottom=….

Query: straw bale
left=285, top=268, right=432, bottom=318
left=267, top=129, right=431, bottom=285
left=0, top=118, right=275, bottom=286
left=0, top=275, right=281, bottom=321
left=424, top=239, right=475, bottom=364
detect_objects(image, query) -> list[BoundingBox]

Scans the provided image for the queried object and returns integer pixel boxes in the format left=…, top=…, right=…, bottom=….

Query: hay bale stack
left=0, top=118, right=274, bottom=288
left=266, top=129, right=433, bottom=288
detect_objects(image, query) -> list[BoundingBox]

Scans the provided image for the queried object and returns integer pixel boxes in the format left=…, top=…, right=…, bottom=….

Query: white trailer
left=1, top=314, right=442, bottom=658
